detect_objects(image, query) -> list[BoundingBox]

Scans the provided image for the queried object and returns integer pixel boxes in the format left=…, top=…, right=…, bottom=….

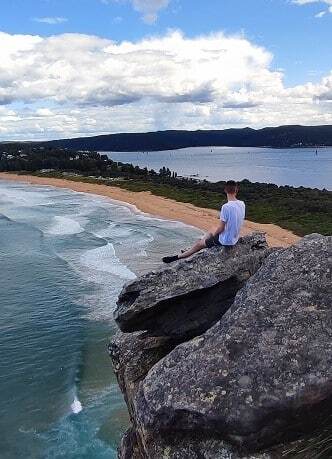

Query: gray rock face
left=114, top=233, right=270, bottom=339
left=136, top=234, right=332, bottom=451
left=118, top=427, right=142, bottom=459
left=109, top=331, right=178, bottom=420
left=110, top=233, right=275, bottom=458
left=135, top=431, right=273, bottom=459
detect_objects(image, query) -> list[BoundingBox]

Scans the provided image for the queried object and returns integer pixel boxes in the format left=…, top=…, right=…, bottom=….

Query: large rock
left=109, top=331, right=178, bottom=420
left=135, top=234, right=332, bottom=452
left=115, top=233, right=270, bottom=339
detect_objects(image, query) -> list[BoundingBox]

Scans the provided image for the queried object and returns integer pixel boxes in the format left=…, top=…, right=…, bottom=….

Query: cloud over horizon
left=0, top=29, right=331, bottom=140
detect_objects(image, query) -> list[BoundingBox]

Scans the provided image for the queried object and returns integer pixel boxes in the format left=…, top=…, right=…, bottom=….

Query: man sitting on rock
left=163, top=180, right=245, bottom=263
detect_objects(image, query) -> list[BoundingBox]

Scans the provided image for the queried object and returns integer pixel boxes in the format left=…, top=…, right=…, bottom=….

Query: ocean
left=0, top=180, right=201, bottom=459
left=106, top=146, right=332, bottom=190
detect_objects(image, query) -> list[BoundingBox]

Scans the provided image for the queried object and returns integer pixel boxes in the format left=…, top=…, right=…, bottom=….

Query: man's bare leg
left=178, top=238, right=207, bottom=259
left=162, top=234, right=209, bottom=264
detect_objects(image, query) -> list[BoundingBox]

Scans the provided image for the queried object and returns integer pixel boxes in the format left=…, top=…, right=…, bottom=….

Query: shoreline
left=0, top=173, right=300, bottom=248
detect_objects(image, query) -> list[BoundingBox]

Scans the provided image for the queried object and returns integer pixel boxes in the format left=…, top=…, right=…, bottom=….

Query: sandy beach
left=0, top=173, right=300, bottom=247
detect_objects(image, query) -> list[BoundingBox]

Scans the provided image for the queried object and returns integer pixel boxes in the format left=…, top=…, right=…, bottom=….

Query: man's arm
left=212, top=220, right=225, bottom=237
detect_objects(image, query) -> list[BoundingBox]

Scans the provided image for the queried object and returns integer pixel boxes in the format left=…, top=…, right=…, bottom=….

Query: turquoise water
left=107, top=146, right=332, bottom=190
left=0, top=180, right=200, bottom=459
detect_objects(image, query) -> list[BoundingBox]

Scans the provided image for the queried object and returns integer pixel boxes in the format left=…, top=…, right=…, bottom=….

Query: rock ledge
left=110, top=233, right=332, bottom=458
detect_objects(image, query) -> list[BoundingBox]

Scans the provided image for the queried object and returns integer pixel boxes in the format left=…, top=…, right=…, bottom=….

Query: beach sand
left=0, top=173, right=300, bottom=247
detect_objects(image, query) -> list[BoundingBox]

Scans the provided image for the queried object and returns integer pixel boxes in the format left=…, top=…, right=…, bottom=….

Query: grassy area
left=23, top=171, right=332, bottom=237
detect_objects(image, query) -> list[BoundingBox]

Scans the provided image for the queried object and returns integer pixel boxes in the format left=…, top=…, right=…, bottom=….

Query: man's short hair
left=224, top=180, right=238, bottom=194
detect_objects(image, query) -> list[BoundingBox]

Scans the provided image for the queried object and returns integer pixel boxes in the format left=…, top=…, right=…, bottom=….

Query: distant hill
left=5, top=125, right=332, bottom=151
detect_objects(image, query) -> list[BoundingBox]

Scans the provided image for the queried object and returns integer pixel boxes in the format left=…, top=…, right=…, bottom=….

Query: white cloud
left=35, top=108, right=55, bottom=117
left=292, top=0, right=332, bottom=5
left=0, top=30, right=331, bottom=140
left=33, top=17, right=68, bottom=24
left=103, top=0, right=170, bottom=23
left=292, top=0, right=332, bottom=15
left=132, top=0, right=170, bottom=23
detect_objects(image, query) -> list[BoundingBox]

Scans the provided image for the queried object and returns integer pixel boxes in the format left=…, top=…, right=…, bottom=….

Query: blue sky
left=0, top=0, right=331, bottom=139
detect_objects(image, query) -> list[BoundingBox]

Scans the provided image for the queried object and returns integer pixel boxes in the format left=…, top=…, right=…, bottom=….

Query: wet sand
left=0, top=173, right=300, bottom=247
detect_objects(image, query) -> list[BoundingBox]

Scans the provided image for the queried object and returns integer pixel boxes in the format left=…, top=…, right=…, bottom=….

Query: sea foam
left=80, top=243, right=136, bottom=280
left=47, top=216, right=84, bottom=236
left=0, top=184, right=54, bottom=207
left=70, top=396, right=83, bottom=415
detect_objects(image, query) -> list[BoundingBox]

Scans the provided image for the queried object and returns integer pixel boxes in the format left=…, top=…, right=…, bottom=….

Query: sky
left=0, top=0, right=331, bottom=140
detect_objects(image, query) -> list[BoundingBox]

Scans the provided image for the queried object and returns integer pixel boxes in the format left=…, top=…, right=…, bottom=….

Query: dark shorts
left=205, top=233, right=222, bottom=248
left=204, top=234, right=237, bottom=251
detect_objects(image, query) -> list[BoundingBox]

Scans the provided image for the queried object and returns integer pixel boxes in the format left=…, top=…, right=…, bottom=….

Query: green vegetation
left=92, top=178, right=331, bottom=236
left=1, top=145, right=331, bottom=236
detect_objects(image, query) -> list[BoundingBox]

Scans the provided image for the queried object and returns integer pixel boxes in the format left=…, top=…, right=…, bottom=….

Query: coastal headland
left=0, top=173, right=299, bottom=248
left=24, top=124, right=332, bottom=151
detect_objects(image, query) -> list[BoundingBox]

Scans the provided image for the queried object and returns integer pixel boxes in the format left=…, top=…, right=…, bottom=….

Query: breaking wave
left=47, top=216, right=85, bottom=236
left=79, top=243, right=136, bottom=280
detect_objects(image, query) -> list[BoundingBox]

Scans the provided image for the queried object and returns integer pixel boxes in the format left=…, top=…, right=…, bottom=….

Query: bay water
left=107, top=146, right=332, bottom=190
left=0, top=180, right=200, bottom=458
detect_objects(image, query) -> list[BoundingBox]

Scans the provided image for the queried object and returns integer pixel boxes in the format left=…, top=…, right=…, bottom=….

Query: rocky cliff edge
left=109, top=233, right=331, bottom=458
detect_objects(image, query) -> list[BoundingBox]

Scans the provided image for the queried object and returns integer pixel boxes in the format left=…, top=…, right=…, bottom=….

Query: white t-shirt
left=219, top=200, right=245, bottom=246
